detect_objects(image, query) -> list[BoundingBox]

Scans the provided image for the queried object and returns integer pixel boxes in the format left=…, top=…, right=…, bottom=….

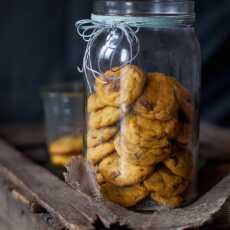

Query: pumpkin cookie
left=159, top=168, right=189, bottom=197
left=114, top=134, right=171, bottom=166
left=150, top=193, right=183, bottom=208
left=101, top=183, right=148, bottom=207
left=144, top=171, right=165, bottom=192
left=121, top=114, right=169, bottom=149
left=169, top=77, right=191, bottom=100
left=137, top=116, right=180, bottom=139
left=96, top=65, right=146, bottom=108
left=96, top=67, right=120, bottom=106
left=144, top=168, right=189, bottom=197
left=99, top=153, right=153, bottom=186
left=163, top=148, right=193, bottom=180
left=176, top=123, right=192, bottom=145
left=49, top=135, right=83, bottom=155
left=96, top=173, right=105, bottom=185
left=50, top=155, right=73, bottom=166
left=87, top=141, right=115, bottom=165
left=134, top=72, right=178, bottom=121
left=88, top=107, right=121, bottom=129
left=87, top=94, right=106, bottom=112
left=119, top=64, right=146, bottom=110
left=87, top=126, right=117, bottom=148
left=170, top=78, right=194, bottom=122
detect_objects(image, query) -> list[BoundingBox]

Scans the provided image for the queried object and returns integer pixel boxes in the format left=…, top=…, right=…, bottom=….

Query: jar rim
left=93, top=0, right=195, bottom=17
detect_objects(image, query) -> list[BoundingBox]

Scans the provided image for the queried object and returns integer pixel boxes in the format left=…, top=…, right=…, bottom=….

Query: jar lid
left=93, top=0, right=195, bottom=17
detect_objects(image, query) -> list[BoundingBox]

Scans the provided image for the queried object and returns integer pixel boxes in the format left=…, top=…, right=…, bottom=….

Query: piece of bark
left=0, top=139, right=105, bottom=230
left=65, top=156, right=230, bottom=230
left=0, top=176, right=61, bottom=230
left=64, top=156, right=102, bottom=199
left=202, top=198, right=230, bottom=229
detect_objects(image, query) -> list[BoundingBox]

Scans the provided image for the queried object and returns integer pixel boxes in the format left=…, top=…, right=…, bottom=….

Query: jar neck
left=93, top=0, right=195, bottom=27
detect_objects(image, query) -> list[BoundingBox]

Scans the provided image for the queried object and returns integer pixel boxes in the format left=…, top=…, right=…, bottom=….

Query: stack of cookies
left=48, top=135, right=83, bottom=166
left=87, top=64, right=193, bottom=208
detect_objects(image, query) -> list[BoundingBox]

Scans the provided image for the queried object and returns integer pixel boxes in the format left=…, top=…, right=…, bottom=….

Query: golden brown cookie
left=50, top=155, right=73, bottom=166
left=176, top=123, right=193, bottom=145
left=87, top=141, right=115, bottom=165
left=96, top=65, right=146, bottom=108
left=144, top=168, right=189, bottom=197
left=114, top=134, right=171, bottom=166
left=121, top=114, right=170, bottom=149
left=101, top=183, right=148, bottom=207
left=87, top=126, right=117, bottom=148
left=150, top=193, right=184, bottom=208
left=88, top=107, right=121, bottom=129
left=96, top=173, right=105, bottom=185
left=87, top=93, right=106, bottom=112
left=169, top=78, right=194, bottom=122
left=135, top=115, right=179, bottom=139
left=48, top=135, right=83, bottom=155
left=163, top=148, right=193, bottom=180
left=99, top=153, right=153, bottom=186
left=119, top=64, right=146, bottom=109
left=95, top=67, right=121, bottom=107
left=178, top=98, right=194, bottom=122
left=134, top=72, right=178, bottom=121
left=143, top=171, right=165, bottom=192
left=169, top=77, right=192, bottom=101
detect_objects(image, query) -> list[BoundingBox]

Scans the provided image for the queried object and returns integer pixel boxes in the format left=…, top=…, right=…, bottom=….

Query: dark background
left=1, top=0, right=230, bottom=127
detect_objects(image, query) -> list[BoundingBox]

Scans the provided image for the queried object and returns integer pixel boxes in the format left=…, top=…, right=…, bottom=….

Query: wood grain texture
left=0, top=176, right=59, bottom=230
left=0, top=139, right=98, bottom=230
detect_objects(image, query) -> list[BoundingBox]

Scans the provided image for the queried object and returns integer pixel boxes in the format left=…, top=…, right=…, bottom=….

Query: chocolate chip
left=111, top=80, right=120, bottom=91
left=134, top=153, right=141, bottom=160
left=111, top=171, right=120, bottom=179
left=140, top=97, right=155, bottom=110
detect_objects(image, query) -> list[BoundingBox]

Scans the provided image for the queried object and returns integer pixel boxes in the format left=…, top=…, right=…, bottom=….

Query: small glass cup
left=42, top=82, right=84, bottom=166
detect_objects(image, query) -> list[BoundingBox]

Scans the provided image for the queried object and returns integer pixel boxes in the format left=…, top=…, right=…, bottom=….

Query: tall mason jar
left=77, top=0, right=201, bottom=210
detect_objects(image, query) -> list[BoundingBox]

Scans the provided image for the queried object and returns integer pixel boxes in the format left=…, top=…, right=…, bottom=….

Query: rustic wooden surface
left=0, top=139, right=104, bottom=230
left=0, top=175, right=62, bottom=230
left=0, top=122, right=229, bottom=229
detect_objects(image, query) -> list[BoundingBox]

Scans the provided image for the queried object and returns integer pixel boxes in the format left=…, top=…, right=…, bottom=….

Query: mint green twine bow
left=75, top=15, right=142, bottom=93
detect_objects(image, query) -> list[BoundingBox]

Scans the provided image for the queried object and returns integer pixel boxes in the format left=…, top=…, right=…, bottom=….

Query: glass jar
left=77, top=0, right=201, bottom=210
left=42, top=82, right=84, bottom=166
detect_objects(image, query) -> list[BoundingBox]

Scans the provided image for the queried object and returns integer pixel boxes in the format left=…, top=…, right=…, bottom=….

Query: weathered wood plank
left=0, top=217, right=13, bottom=230
left=0, top=139, right=104, bottom=230
left=0, top=176, right=59, bottom=230
left=203, top=198, right=230, bottom=229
